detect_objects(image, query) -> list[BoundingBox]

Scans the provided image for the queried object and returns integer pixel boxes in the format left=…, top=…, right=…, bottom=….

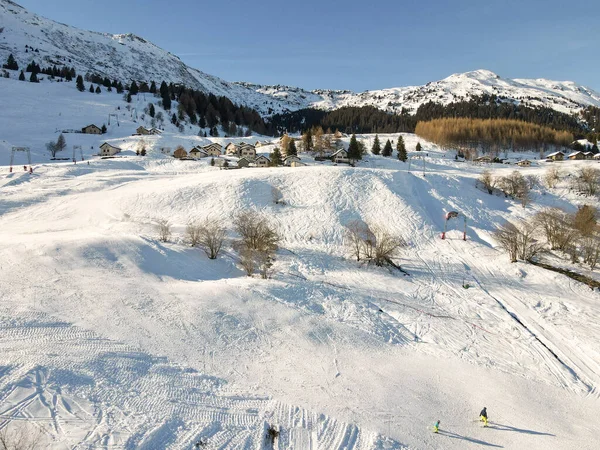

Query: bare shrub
left=516, top=220, right=544, bottom=261
left=0, top=425, right=43, bottom=450
left=234, top=210, right=280, bottom=253
left=198, top=219, right=226, bottom=259
left=573, top=205, right=597, bottom=237
left=574, top=167, right=600, bottom=196
left=186, top=221, right=202, bottom=247
left=345, top=220, right=405, bottom=267
left=526, top=174, right=541, bottom=190
left=498, top=171, right=530, bottom=207
left=581, top=235, right=600, bottom=270
left=535, top=208, right=578, bottom=251
left=544, top=166, right=561, bottom=188
left=156, top=218, right=172, bottom=243
left=495, top=220, right=544, bottom=262
left=479, top=170, right=495, bottom=194
left=239, top=247, right=256, bottom=276
left=371, top=225, right=407, bottom=266
left=234, top=210, right=280, bottom=277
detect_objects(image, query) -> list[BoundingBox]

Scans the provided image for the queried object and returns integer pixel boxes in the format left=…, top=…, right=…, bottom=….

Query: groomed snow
left=1, top=77, right=600, bottom=450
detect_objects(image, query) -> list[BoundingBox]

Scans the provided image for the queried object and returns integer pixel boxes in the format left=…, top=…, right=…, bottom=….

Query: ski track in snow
left=0, top=76, right=599, bottom=447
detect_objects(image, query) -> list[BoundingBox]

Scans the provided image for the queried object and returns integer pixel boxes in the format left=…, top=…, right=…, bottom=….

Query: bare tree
left=239, top=246, right=257, bottom=276
left=573, top=205, right=597, bottom=237
left=574, top=167, right=600, bottom=196
left=516, top=220, right=544, bottom=261
left=156, top=218, right=172, bottom=243
left=544, top=166, right=561, bottom=188
left=495, top=220, right=544, bottom=262
left=479, top=170, right=495, bottom=194
left=498, top=171, right=530, bottom=207
left=345, top=220, right=373, bottom=261
left=535, top=208, right=578, bottom=251
left=494, top=221, right=520, bottom=262
left=198, top=219, right=226, bottom=259
left=186, top=221, right=202, bottom=247
left=581, top=235, right=600, bottom=270
left=46, top=140, right=58, bottom=157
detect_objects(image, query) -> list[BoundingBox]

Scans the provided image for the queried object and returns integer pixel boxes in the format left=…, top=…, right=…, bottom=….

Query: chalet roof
left=100, top=142, right=121, bottom=150
left=567, top=151, right=584, bottom=157
left=84, top=124, right=100, bottom=129
left=284, top=155, right=301, bottom=160
left=331, top=149, right=348, bottom=157
left=546, top=151, right=564, bottom=157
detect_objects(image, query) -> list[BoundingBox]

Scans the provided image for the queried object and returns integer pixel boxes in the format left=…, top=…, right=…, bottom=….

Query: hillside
left=1, top=134, right=600, bottom=448
left=1, top=74, right=600, bottom=448
left=1, top=0, right=600, bottom=118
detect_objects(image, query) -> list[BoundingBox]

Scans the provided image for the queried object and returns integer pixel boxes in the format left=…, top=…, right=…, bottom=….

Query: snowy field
left=1, top=76, right=600, bottom=449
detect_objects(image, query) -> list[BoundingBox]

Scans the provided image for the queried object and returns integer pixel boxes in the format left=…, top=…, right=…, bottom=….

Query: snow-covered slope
left=1, top=141, right=600, bottom=449
left=2, top=0, right=600, bottom=117
left=239, top=69, right=600, bottom=115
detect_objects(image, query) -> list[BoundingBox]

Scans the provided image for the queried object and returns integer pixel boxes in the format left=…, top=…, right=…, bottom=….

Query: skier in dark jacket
left=480, top=407, right=488, bottom=426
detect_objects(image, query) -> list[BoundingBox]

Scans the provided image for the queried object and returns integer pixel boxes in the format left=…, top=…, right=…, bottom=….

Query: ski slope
left=1, top=127, right=600, bottom=449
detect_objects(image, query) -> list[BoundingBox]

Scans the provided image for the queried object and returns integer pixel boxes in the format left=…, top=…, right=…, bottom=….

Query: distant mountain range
left=2, top=0, right=600, bottom=118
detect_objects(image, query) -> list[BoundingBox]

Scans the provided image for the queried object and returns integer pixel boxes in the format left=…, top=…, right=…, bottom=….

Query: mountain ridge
left=1, top=0, right=599, bottom=117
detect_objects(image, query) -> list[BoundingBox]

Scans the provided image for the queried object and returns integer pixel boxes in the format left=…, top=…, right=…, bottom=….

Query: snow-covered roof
left=546, top=151, right=564, bottom=157
left=567, top=151, right=584, bottom=157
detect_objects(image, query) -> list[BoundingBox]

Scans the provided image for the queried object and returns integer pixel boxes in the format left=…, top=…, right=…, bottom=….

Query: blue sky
left=14, top=0, right=600, bottom=91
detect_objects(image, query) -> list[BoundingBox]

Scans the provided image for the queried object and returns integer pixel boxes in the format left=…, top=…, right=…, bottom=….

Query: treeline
left=81, top=73, right=271, bottom=135
left=414, top=95, right=584, bottom=136
left=415, top=118, right=573, bottom=153
left=269, top=106, right=416, bottom=135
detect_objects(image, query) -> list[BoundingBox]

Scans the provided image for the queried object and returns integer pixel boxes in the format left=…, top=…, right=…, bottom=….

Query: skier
left=433, top=420, right=440, bottom=433
left=480, top=407, right=488, bottom=427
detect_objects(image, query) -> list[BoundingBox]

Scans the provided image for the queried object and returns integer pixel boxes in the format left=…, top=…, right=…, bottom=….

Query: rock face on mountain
left=1, top=0, right=599, bottom=117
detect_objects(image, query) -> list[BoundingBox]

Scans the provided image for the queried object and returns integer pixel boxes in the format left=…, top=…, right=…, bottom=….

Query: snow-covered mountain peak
left=1, top=0, right=599, bottom=117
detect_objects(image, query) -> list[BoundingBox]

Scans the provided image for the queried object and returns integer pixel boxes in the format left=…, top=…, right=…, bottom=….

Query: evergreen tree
left=149, top=103, right=155, bottom=118
left=210, top=157, right=215, bottom=166
left=101, top=124, right=107, bottom=133
left=89, top=84, right=94, bottom=93
left=171, top=113, right=177, bottom=125
left=4, top=54, right=19, bottom=71
left=129, top=81, right=139, bottom=95
left=150, top=81, right=157, bottom=94
left=270, top=147, right=283, bottom=166
left=126, top=92, right=132, bottom=103
left=103, top=77, right=111, bottom=88
left=302, top=128, right=313, bottom=152
left=56, top=133, right=67, bottom=152
left=416, top=142, right=422, bottom=152
left=116, top=82, right=124, bottom=94
left=397, top=136, right=407, bottom=162
left=29, top=71, right=38, bottom=83
left=18, top=70, right=25, bottom=81
left=199, top=115, right=206, bottom=128
left=371, top=135, right=381, bottom=155
left=76, top=75, right=85, bottom=91
left=95, top=85, right=101, bottom=94
left=347, top=134, right=361, bottom=160
left=160, top=81, right=171, bottom=110
left=382, top=139, right=393, bottom=157
left=287, top=139, right=297, bottom=156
